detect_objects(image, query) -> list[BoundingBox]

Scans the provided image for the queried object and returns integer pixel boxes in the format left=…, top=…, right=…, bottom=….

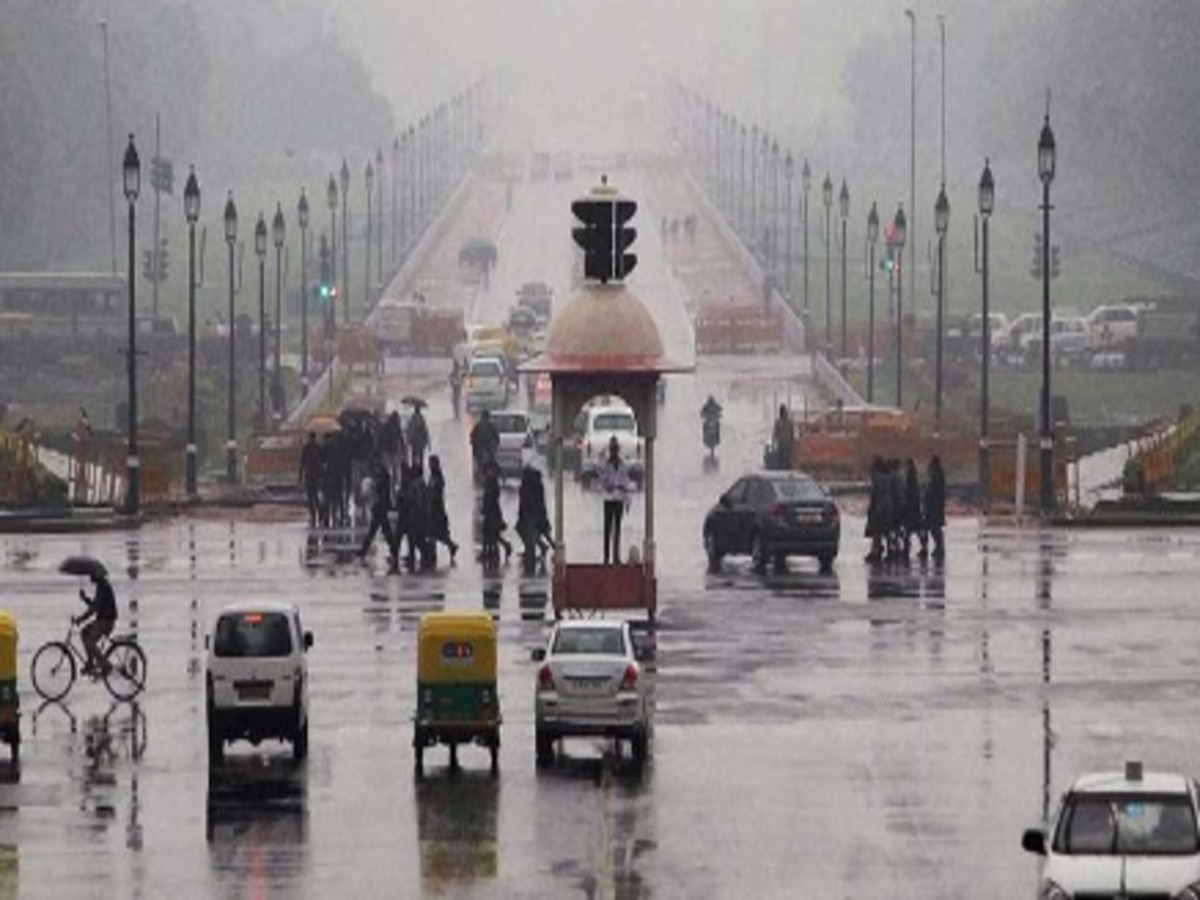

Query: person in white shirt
left=600, top=436, right=633, bottom=564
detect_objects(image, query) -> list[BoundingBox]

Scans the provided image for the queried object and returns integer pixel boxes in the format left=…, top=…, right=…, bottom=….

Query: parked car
left=491, top=409, right=535, bottom=479
left=572, top=398, right=644, bottom=488
left=531, top=619, right=649, bottom=768
left=464, top=355, right=509, bottom=413
left=1022, top=760, right=1200, bottom=899
left=1022, top=316, right=1091, bottom=364
left=206, top=601, right=313, bottom=765
left=1087, top=303, right=1140, bottom=349
left=703, top=471, right=840, bottom=573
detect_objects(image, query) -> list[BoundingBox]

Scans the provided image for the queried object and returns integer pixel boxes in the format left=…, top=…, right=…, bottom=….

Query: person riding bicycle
left=75, top=571, right=117, bottom=676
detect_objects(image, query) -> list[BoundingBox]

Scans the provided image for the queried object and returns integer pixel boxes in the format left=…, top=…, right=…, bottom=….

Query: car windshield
left=592, top=412, right=635, bottom=432
left=771, top=477, right=825, bottom=502
left=552, top=627, right=626, bottom=656
left=471, top=359, right=503, bottom=377
left=1056, top=794, right=1199, bottom=855
left=214, top=612, right=293, bottom=658
left=492, top=413, right=527, bottom=433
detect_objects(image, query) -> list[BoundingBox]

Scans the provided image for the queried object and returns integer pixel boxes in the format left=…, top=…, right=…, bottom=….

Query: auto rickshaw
left=413, top=612, right=501, bottom=777
left=0, top=611, right=18, bottom=764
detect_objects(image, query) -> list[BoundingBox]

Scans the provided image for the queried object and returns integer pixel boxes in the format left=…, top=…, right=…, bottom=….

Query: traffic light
left=158, top=237, right=169, bottom=283
left=571, top=182, right=638, bottom=284
left=1031, top=234, right=1043, bottom=280
left=142, top=248, right=155, bottom=282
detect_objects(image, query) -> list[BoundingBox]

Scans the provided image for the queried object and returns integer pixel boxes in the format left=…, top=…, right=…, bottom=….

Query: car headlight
left=1041, top=883, right=1069, bottom=900
left=1175, top=887, right=1200, bottom=900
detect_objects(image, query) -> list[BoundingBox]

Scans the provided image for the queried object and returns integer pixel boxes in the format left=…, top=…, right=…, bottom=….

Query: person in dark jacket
left=923, top=455, right=947, bottom=561
left=76, top=570, right=118, bottom=676
left=886, top=459, right=906, bottom=561
left=299, top=432, right=323, bottom=526
left=516, top=465, right=552, bottom=574
left=427, top=455, right=458, bottom=565
left=479, top=468, right=511, bottom=567
left=401, top=462, right=434, bottom=572
left=357, top=458, right=396, bottom=565
left=864, top=457, right=889, bottom=563
left=406, top=406, right=430, bottom=466
left=470, top=409, right=500, bottom=482
left=902, top=458, right=924, bottom=560
left=770, top=405, right=794, bottom=471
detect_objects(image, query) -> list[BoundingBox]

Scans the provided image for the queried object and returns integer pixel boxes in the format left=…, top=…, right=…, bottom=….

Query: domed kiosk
left=523, top=282, right=691, bottom=621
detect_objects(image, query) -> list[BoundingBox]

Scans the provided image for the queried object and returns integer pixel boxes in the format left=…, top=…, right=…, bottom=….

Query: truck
left=370, top=297, right=465, bottom=357
left=694, top=304, right=784, bottom=354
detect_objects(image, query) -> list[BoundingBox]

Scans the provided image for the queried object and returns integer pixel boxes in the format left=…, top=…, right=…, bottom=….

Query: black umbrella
left=58, top=555, right=107, bottom=578
left=400, top=396, right=429, bottom=410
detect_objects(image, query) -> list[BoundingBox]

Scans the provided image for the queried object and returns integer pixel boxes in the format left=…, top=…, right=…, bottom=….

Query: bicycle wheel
left=103, top=640, right=147, bottom=701
left=31, top=641, right=77, bottom=701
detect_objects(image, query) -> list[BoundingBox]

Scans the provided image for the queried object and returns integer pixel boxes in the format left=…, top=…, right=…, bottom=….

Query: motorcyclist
left=701, top=395, right=722, bottom=453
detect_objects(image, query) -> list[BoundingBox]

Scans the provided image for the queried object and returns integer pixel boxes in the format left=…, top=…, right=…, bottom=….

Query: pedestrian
left=449, top=360, right=463, bottom=421
left=864, top=456, right=889, bottom=563
left=771, top=404, right=794, bottom=471
left=516, top=464, right=552, bottom=574
left=479, top=467, right=511, bottom=567
left=427, top=455, right=459, bottom=565
left=379, top=410, right=404, bottom=484
left=924, top=455, right=947, bottom=562
left=358, top=457, right=396, bottom=566
left=903, top=458, right=924, bottom=560
left=299, top=432, right=323, bottom=527
left=470, top=409, right=500, bottom=484
left=887, top=459, right=906, bottom=561
left=75, top=570, right=118, bottom=676
left=406, top=404, right=430, bottom=466
left=401, top=462, right=433, bottom=572
left=600, top=435, right=632, bottom=564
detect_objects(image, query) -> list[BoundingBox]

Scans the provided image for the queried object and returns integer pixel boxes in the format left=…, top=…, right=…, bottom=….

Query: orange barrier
left=695, top=305, right=783, bottom=354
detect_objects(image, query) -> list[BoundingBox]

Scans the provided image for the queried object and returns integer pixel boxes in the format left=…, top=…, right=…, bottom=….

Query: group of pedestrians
left=298, top=431, right=356, bottom=528
left=865, top=455, right=946, bottom=565
left=358, top=452, right=458, bottom=572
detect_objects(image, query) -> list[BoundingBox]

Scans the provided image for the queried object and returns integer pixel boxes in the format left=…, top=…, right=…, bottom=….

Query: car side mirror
left=304, top=631, right=314, bottom=650
left=719, top=494, right=732, bottom=508
left=530, top=647, right=546, bottom=662
left=1021, top=828, right=1047, bottom=856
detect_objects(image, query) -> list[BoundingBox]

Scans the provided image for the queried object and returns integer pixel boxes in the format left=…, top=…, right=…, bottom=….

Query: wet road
left=3, top=174, right=1200, bottom=898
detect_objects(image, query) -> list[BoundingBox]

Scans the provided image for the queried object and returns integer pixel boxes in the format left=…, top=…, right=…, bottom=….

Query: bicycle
left=31, top=621, right=147, bottom=702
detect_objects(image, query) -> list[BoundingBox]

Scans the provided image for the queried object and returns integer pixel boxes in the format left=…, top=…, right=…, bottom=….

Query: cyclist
left=75, top=571, right=118, bottom=676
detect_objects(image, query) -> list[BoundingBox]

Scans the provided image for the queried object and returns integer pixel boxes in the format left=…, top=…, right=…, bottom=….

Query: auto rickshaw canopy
left=0, top=610, right=16, bottom=682
left=417, top=613, right=497, bottom=685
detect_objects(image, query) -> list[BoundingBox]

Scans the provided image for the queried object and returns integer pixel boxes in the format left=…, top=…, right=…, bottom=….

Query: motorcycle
left=702, top=415, right=721, bottom=457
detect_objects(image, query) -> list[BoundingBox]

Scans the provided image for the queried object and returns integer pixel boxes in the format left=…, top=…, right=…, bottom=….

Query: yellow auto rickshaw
left=0, top=611, right=18, bottom=765
left=413, top=612, right=501, bottom=777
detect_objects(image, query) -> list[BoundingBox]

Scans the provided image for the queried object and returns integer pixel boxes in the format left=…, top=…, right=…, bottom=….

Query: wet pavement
left=3, top=174, right=1199, bottom=898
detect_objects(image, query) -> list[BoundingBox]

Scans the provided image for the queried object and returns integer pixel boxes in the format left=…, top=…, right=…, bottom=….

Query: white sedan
left=531, top=620, right=650, bottom=768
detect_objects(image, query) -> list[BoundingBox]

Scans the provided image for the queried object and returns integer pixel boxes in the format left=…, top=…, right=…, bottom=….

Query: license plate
left=568, top=677, right=609, bottom=692
left=795, top=510, right=822, bottom=523
left=235, top=681, right=272, bottom=701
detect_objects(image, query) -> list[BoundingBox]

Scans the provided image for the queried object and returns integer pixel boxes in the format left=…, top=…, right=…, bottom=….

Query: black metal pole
left=1040, top=178, right=1054, bottom=516
left=125, top=197, right=139, bottom=514
left=341, top=198, right=349, bottom=324
left=274, top=244, right=282, bottom=414
left=936, top=231, right=945, bottom=422
left=980, top=215, right=991, bottom=508
left=803, top=189, right=810, bottom=343
left=868, top=242, right=876, bottom=403
left=300, top=225, right=308, bottom=395
left=365, top=191, right=372, bottom=314
left=824, top=206, right=832, bottom=359
left=186, top=220, right=197, bottom=497
left=840, top=214, right=848, bottom=360
left=258, top=254, right=266, bottom=424
left=785, top=180, right=793, bottom=303
left=896, top=252, right=904, bottom=409
left=376, top=164, right=383, bottom=285
left=226, top=242, right=236, bottom=484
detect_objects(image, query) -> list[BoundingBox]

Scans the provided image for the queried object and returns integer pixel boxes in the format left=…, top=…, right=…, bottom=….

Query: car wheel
left=630, top=729, right=648, bottom=768
left=751, top=533, right=768, bottom=574
left=293, top=717, right=309, bottom=762
left=704, top=530, right=723, bottom=571
left=207, top=716, right=224, bottom=767
left=818, top=554, right=836, bottom=574
left=535, top=728, right=554, bottom=769
left=414, top=744, right=425, bottom=779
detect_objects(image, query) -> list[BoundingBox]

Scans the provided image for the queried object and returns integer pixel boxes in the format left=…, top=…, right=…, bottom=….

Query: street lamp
left=254, top=212, right=267, bottom=425
left=784, top=152, right=794, bottom=304
left=893, top=204, right=908, bottom=408
left=339, top=158, right=350, bottom=324
left=122, top=135, right=141, bottom=515
left=839, top=179, right=850, bottom=361
left=934, top=184, right=950, bottom=424
left=391, top=137, right=399, bottom=265
left=326, top=173, right=338, bottom=296
left=365, top=158, right=374, bottom=316
left=770, top=140, right=780, bottom=275
left=272, top=202, right=285, bottom=417
left=223, top=192, right=238, bottom=484
left=749, top=125, right=759, bottom=253
left=739, top=124, right=747, bottom=237
left=760, top=134, right=769, bottom=262
left=823, top=174, right=833, bottom=359
left=375, top=147, right=384, bottom=286
left=866, top=202, right=880, bottom=403
left=407, top=124, right=416, bottom=244
left=298, top=188, right=310, bottom=395
left=802, top=159, right=811, bottom=342
left=1038, top=109, right=1057, bottom=517
left=183, top=166, right=200, bottom=498
left=978, top=159, right=995, bottom=508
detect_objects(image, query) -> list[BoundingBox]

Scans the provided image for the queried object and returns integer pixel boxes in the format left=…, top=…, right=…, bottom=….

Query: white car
left=491, top=409, right=535, bottom=479
left=531, top=620, right=650, bottom=768
left=573, top=399, right=644, bottom=488
left=464, top=355, right=509, bottom=413
left=1023, top=761, right=1200, bottom=898
left=206, top=601, right=312, bottom=764
left=1088, top=303, right=1140, bottom=349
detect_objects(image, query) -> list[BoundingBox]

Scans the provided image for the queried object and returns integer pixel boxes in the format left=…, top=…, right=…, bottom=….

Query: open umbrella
left=306, top=415, right=341, bottom=435
left=400, top=396, right=429, bottom=411
left=58, top=555, right=107, bottom=578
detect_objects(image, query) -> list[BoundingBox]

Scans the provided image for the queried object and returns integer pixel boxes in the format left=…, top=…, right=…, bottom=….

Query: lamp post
left=802, top=159, right=811, bottom=342
left=760, top=134, right=769, bottom=262
left=183, top=167, right=200, bottom=498
left=339, top=158, right=350, bottom=324
left=326, top=174, right=338, bottom=299
left=298, top=188, right=310, bottom=396
left=866, top=202, right=879, bottom=403
left=254, top=212, right=267, bottom=425
left=365, top=158, right=374, bottom=316
left=272, top=202, right=285, bottom=417
left=223, top=192, right=238, bottom=484
left=784, top=152, right=794, bottom=304
left=893, top=204, right=908, bottom=408
left=905, top=7, right=917, bottom=332
left=739, top=124, right=747, bottom=237
left=934, top=185, right=950, bottom=424
left=375, top=147, right=384, bottom=286
left=122, top=135, right=141, bottom=515
left=749, top=125, right=759, bottom=253
left=407, top=124, right=416, bottom=244
left=1038, top=109, right=1057, bottom=517
left=839, top=179, right=850, bottom=361
left=822, top=174, right=833, bottom=359
left=769, top=140, right=780, bottom=275
left=391, top=137, right=399, bottom=265
left=978, top=159, right=995, bottom=508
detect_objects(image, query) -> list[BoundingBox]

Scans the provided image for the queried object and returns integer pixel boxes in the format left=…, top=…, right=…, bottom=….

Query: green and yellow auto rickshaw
left=413, top=612, right=501, bottom=777
left=0, top=611, right=19, bottom=765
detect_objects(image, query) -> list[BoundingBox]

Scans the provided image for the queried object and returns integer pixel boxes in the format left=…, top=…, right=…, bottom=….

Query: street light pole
left=823, top=174, right=833, bottom=360
left=905, top=8, right=917, bottom=334
left=934, top=185, right=950, bottom=424
left=749, top=125, right=759, bottom=255
left=978, top=159, right=995, bottom=509
left=739, top=124, right=747, bottom=237
left=407, top=124, right=416, bottom=246
left=1038, top=107, right=1057, bottom=517
left=327, top=174, right=338, bottom=298
left=365, top=158, right=374, bottom=317
left=272, top=202, right=285, bottom=417
left=223, top=193, right=238, bottom=485
left=893, top=204, right=908, bottom=409
left=254, top=212, right=266, bottom=425
left=122, top=135, right=141, bottom=515
left=839, top=180, right=850, bottom=361
left=375, top=147, right=384, bottom=287
left=183, top=167, right=200, bottom=498
left=100, top=21, right=117, bottom=276
left=802, top=160, right=811, bottom=344
left=391, top=138, right=399, bottom=266
left=784, top=152, right=794, bottom=304
left=298, top=188, right=310, bottom=396
left=340, top=158, right=350, bottom=325
left=867, top=203, right=879, bottom=403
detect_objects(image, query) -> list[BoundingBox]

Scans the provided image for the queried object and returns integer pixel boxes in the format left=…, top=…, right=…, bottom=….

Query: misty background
left=2, top=0, right=1198, bottom=294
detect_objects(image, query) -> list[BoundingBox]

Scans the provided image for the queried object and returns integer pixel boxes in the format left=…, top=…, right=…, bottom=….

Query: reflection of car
left=464, top=356, right=509, bottom=413
left=573, top=399, right=644, bottom=488
left=206, top=601, right=313, bottom=765
left=492, top=409, right=535, bottom=478
left=531, top=619, right=649, bottom=768
left=703, top=471, right=840, bottom=573
left=1022, top=761, right=1200, bottom=899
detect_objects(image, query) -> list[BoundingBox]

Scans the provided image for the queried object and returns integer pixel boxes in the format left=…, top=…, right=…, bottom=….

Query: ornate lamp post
left=407, top=124, right=416, bottom=243
left=769, top=140, right=780, bottom=275
left=183, top=167, right=200, bottom=497
left=978, top=159, right=995, bottom=508
left=749, top=125, right=759, bottom=251
left=760, top=133, right=769, bottom=262
left=739, top=124, right=747, bottom=237
left=391, top=137, right=399, bottom=265
left=375, top=147, right=384, bottom=286
left=223, top=192, right=238, bottom=484
left=271, top=202, right=285, bottom=416
left=1038, top=109, right=1057, bottom=517
left=822, top=174, right=833, bottom=359
left=326, top=174, right=338, bottom=297
left=339, top=158, right=350, bottom=324
left=802, top=159, right=811, bottom=341
left=122, top=135, right=141, bottom=515
left=784, top=151, right=795, bottom=304
left=893, top=204, right=908, bottom=408
left=839, top=179, right=850, bottom=361
left=364, top=157, right=374, bottom=316
left=298, top=188, right=310, bottom=395
left=254, top=212, right=267, bottom=425
left=934, top=184, right=950, bottom=424
left=866, top=202, right=880, bottom=403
